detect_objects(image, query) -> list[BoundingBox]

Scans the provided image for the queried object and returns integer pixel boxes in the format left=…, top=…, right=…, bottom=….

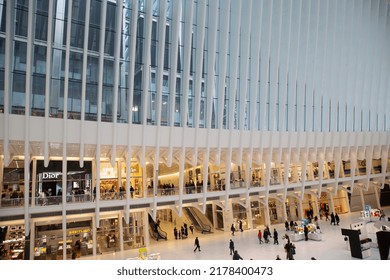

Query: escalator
left=184, top=207, right=212, bottom=234
left=216, top=210, right=224, bottom=230
left=148, top=214, right=168, bottom=241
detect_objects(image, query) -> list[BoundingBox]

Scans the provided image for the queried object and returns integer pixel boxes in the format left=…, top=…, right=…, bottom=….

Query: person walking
left=263, top=226, right=270, bottom=243
left=273, top=228, right=279, bottom=245
left=257, top=229, right=263, bottom=244
left=194, top=237, right=201, bottom=252
left=174, top=227, right=178, bottom=240
left=239, top=220, right=243, bottom=232
left=231, top=224, right=236, bottom=236
left=232, top=250, right=243, bottom=260
left=325, top=211, right=329, bottom=221
left=304, top=225, right=309, bottom=241
left=285, top=242, right=295, bottom=260
left=335, top=213, right=340, bottom=225
left=330, top=212, right=336, bottom=225
left=229, top=239, right=235, bottom=255
left=285, top=220, right=289, bottom=231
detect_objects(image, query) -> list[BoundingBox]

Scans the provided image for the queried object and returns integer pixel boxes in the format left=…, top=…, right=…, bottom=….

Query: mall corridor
left=81, top=207, right=390, bottom=260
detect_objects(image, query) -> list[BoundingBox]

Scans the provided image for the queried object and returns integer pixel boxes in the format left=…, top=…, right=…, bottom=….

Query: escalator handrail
left=148, top=214, right=168, bottom=240
left=185, top=207, right=211, bottom=233
left=190, top=208, right=212, bottom=232
left=157, top=226, right=168, bottom=239
left=184, top=208, right=202, bottom=231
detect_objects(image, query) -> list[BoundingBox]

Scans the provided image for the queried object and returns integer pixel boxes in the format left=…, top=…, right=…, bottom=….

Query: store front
left=268, top=199, right=285, bottom=225
left=122, top=212, right=145, bottom=250
left=34, top=160, right=92, bottom=205
left=0, top=223, right=25, bottom=260
left=34, top=219, right=93, bottom=260
left=232, top=203, right=248, bottom=230
left=97, top=217, right=119, bottom=254
left=286, top=197, right=300, bottom=221
left=1, top=160, right=25, bottom=208
left=100, top=161, right=144, bottom=200
left=250, top=201, right=266, bottom=228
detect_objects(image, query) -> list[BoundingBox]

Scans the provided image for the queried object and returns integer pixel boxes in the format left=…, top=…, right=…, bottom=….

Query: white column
left=247, top=202, right=253, bottom=230
left=374, top=186, right=381, bottom=209
left=43, top=0, right=54, bottom=167
left=31, top=158, right=37, bottom=207
left=140, top=0, right=154, bottom=167
left=110, top=0, right=124, bottom=168
left=311, top=193, right=319, bottom=218
left=95, top=0, right=108, bottom=228
left=329, top=191, right=336, bottom=214
left=3, top=0, right=14, bottom=167
left=0, top=156, right=4, bottom=207
left=167, top=0, right=181, bottom=165
left=216, top=0, right=231, bottom=162
left=264, top=202, right=271, bottom=227
left=224, top=200, right=234, bottom=232
left=79, top=0, right=91, bottom=168
left=24, top=0, right=36, bottom=237
left=92, top=215, right=97, bottom=256
left=117, top=160, right=122, bottom=196
left=118, top=211, right=124, bottom=252
left=297, top=199, right=304, bottom=220
left=282, top=198, right=288, bottom=222
left=344, top=189, right=351, bottom=213
left=29, top=219, right=35, bottom=260
left=143, top=210, right=149, bottom=247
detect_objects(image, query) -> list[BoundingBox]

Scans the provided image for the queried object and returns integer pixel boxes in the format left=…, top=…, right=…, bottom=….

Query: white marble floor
left=82, top=207, right=390, bottom=260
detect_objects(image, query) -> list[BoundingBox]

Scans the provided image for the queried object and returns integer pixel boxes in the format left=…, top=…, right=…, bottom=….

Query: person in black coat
left=273, top=228, right=279, bottom=245
left=330, top=212, right=336, bottom=225
left=232, top=250, right=243, bottom=260
left=229, top=239, right=235, bottom=255
left=231, top=224, right=236, bottom=236
left=304, top=225, right=309, bottom=241
left=173, top=227, right=178, bottom=240
left=335, top=213, right=340, bottom=225
left=194, top=237, right=201, bottom=252
left=263, top=227, right=269, bottom=243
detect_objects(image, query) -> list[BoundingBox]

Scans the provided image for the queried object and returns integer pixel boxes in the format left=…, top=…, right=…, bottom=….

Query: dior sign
left=42, top=172, right=61, bottom=179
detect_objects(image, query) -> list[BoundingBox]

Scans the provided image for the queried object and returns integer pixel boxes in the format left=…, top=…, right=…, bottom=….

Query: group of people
left=284, top=220, right=299, bottom=232
left=329, top=212, right=340, bottom=225
left=283, top=234, right=296, bottom=260
left=230, top=220, right=244, bottom=236
left=257, top=226, right=279, bottom=245
left=174, top=222, right=194, bottom=240
left=228, top=239, right=244, bottom=260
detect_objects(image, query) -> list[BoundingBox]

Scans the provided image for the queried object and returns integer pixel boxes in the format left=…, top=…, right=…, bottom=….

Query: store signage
left=42, top=172, right=61, bottom=179
left=68, top=228, right=90, bottom=235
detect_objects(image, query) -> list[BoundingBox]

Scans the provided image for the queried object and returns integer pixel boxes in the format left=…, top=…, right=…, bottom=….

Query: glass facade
left=1, top=0, right=388, bottom=131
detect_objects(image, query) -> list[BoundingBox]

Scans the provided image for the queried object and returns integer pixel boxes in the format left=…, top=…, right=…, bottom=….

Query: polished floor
left=82, top=207, right=390, bottom=260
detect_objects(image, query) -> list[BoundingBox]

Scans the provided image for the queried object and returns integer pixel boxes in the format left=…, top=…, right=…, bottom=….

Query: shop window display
left=34, top=220, right=93, bottom=260
left=97, top=218, right=119, bottom=254
left=1, top=160, right=25, bottom=208
left=34, top=160, right=92, bottom=205
left=371, top=159, right=382, bottom=174
left=122, top=212, right=145, bottom=250
left=0, top=224, right=25, bottom=260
